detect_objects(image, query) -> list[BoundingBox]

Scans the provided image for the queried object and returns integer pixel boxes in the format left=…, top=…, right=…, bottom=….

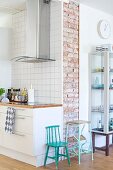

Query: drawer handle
left=15, top=109, right=25, bottom=111
left=15, top=116, right=25, bottom=120
left=14, top=132, right=25, bottom=137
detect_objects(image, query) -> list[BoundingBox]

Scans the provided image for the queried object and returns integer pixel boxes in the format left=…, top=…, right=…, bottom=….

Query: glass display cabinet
left=89, top=51, right=113, bottom=134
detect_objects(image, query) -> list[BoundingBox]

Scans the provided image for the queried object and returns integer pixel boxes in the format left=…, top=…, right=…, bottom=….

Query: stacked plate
left=96, top=44, right=113, bottom=52
left=96, top=45, right=108, bottom=51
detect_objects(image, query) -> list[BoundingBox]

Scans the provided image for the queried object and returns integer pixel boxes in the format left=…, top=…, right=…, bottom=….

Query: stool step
left=68, top=135, right=86, bottom=142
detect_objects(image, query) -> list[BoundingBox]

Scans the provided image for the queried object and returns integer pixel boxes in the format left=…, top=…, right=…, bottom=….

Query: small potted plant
left=0, top=88, right=5, bottom=101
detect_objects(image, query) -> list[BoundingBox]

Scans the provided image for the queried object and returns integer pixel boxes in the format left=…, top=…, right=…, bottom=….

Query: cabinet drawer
left=0, top=113, right=1, bottom=121
left=0, top=106, right=33, bottom=117
left=2, top=132, right=34, bottom=155
left=0, top=106, right=7, bottom=114
left=13, top=107, right=33, bottom=117
left=15, top=115, right=33, bottom=134
left=1, top=114, right=33, bottom=135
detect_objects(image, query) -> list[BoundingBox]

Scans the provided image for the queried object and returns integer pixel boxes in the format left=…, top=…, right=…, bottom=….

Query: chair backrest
left=45, top=125, right=61, bottom=144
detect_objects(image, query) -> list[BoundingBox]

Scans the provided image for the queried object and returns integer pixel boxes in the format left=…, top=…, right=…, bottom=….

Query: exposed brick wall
left=63, top=0, right=79, bottom=125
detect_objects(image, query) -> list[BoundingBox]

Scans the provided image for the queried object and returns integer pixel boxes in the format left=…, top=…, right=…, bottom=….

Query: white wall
left=79, top=4, right=113, bottom=146
left=0, top=15, right=12, bottom=28
left=0, top=61, right=11, bottom=89
left=0, top=28, right=12, bottom=60
left=0, top=28, right=12, bottom=90
left=79, top=4, right=113, bottom=120
left=0, top=14, right=12, bottom=91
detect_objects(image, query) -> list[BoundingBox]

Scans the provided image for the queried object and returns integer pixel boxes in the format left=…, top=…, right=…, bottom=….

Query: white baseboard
left=0, top=146, right=55, bottom=167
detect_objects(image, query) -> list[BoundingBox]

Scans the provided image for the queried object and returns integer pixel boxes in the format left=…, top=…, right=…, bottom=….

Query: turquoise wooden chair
left=44, top=125, right=70, bottom=169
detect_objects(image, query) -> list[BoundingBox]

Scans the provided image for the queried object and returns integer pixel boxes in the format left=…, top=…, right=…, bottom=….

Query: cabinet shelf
left=92, top=128, right=113, bottom=132
left=91, top=110, right=113, bottom=113
left=91, top=84, right=104, bottom=89
left=92, top=70, right=113, bottom=73
left=92, top=71, right=104, bottom=73
left=92, top=88, right=113, bottom=90
left=92, top=87, right=104, bottom=90
left=92, top=85, right=113, bottom=90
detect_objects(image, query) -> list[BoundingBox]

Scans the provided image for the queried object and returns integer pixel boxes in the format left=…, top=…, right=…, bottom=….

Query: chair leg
left=65, top=146, right=71, bottom=166
left=57, top=147, right=59, bottom=162
left=44, top=145, right=49, bottom=166
left=55, top=147, right=59, bottom=169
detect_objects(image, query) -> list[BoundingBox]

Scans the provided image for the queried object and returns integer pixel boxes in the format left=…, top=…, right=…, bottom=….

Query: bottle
left=111, top=79, right=113, bottom=88
left=21, top=88, right=28, bottom=102
left=28, top=84, right=34, bottom=103
left=11, top=88, right=14, bottom=101
left=98, top=120, right=102, bottom=129
left=14, top=95, right=18, bottom=101
left=95, top=77, right=99, bottom=85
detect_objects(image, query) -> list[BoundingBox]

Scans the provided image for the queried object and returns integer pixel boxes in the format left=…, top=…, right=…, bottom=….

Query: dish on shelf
left=109, top=84, right=113, bottom=89
left=110, top=68, right=113, bottom=72
left=92, top=84, right=113, bottom=89
left=92, top=68, right=104, bottom=72
left=92, top=68, right=113, bottom=73
left=110, top=105, right=113, bottom=110
left=92, top=84, right=104, bottom=89
left=91, top=105, right=113, bottom=113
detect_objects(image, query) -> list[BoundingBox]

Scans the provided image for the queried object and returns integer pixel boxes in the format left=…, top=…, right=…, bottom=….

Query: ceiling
left=0, top=0, right=26, bottom=16
left=0, top=0, right=113, bottom=16
left=80, top=0, right=113, bottom=16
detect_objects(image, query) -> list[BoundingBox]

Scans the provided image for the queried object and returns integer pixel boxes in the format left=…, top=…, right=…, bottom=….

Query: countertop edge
left=0, top=103, right=62, bottom=109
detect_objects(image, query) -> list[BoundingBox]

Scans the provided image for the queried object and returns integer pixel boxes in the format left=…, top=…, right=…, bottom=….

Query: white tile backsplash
left=11, top=2, right=62, bottom=104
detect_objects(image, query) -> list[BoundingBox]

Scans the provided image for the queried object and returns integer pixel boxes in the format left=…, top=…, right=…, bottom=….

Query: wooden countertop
left=0, top=102, right=62, bottom=109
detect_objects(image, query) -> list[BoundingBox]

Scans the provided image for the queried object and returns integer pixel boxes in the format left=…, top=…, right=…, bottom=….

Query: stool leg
left=65, top=146, right=71, bottom=166
left=78, top=126, right=81, bottom=164
left=92, top=132, right=95, bottom=153
left=66, top=124, right=69, bottom=143
left=89, top=124, right=94, bottom=160
left=57, top=147, right=59, bottom=162
left=44, top=145, right=49, bottom=166
left=106, top=134, right=109, bottom=156
left=112, top=134, right=113, bottom=144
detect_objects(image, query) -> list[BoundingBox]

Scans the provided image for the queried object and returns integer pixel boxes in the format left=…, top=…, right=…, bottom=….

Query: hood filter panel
left=11, top=56, right=55, bottom=63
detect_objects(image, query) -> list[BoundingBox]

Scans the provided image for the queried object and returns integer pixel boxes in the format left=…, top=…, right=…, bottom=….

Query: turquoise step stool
left=66, top=120, right=94, bottom=164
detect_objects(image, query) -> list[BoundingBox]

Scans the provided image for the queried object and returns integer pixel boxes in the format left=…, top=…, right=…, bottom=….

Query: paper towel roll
left=28, top=89, right=34, bottom=103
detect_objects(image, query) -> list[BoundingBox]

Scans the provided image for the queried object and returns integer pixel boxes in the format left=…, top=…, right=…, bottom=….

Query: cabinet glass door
left=109, top=52, right=113, bottom=132
left=90, top=52, right=105, bottom=132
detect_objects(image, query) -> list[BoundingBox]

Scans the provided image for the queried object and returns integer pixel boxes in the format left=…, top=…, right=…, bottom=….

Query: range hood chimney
left=12, top=0, right=55, bottom=63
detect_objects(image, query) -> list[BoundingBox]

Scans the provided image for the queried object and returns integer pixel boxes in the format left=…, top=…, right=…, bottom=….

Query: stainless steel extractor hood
left=12, top=0, right=55, bottom=63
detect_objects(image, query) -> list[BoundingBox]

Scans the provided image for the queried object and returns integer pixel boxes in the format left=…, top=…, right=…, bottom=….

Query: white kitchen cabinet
left=0, top=111, right=2, bottom=145
left=0, top=107, right=33, bottom=155
left=0, top=105, right=63, bottom=167
left=1, top=108, right=33, bottom=135
left=2, top=133, right=34, bottom=155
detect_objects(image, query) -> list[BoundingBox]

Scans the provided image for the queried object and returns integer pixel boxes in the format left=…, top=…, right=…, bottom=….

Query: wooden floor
left=1, top=148, right=113, bottom=170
